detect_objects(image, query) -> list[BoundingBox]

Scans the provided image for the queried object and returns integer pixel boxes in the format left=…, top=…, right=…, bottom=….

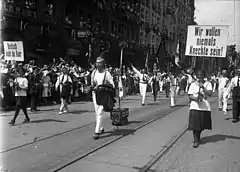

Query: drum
left=110, top=108, right=129, bottom=126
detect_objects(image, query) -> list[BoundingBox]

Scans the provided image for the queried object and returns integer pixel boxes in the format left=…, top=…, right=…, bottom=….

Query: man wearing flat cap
left=227, top=67, right=240, bottom=122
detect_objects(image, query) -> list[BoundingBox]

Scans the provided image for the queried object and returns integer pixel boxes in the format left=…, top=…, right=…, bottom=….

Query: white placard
left=3, top=41, right=24, bottom=61
left=185, top=25, right=229, bottom=58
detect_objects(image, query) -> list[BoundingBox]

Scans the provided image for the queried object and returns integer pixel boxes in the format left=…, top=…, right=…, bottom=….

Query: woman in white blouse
left=188, top=70, right=213, bottom=148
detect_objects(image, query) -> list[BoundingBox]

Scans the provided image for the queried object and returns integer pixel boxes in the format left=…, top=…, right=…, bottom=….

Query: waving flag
left=175, top=39, right=180, bottom=67
left=145, top=52, right=149, bottom=69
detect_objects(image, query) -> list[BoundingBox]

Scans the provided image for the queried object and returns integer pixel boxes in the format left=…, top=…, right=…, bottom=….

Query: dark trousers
left=12, top=96, right=30, bottom=122
left=30, top=93, right=38, bottom=110
left=152, top=85, right=158, bottom=101
left=232, top=98, right=240, bottom=119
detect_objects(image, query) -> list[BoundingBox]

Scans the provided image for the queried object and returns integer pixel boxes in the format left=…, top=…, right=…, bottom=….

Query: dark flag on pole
left=156, top=39, right=167, bottom=69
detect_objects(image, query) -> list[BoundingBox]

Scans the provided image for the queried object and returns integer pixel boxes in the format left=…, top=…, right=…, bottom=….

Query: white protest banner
left=3, top=41, right=24, bottom=61
left=185, top=25, right=229, bottom=58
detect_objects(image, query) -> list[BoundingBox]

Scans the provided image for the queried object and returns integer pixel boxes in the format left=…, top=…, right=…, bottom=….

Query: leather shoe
left=193, top=141, right=199, bottom=148
left=22, top=119, right=30, bottom=124
left=93, top=133, right=100, bottom=140
left=8, top=120, right=15, bottom=125
left=100, top=128, right=104, bottom=134
left=232, top=118, right=239, bottom=123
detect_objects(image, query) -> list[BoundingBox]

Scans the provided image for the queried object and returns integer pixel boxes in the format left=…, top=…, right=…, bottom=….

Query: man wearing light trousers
left=91, top=57, right=115, bottom=139
left=218, top=70, right=230, bottom=115
left=131, top=64, right=149, bottom=106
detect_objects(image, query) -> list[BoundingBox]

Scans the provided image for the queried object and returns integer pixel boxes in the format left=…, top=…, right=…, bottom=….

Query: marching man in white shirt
left=91, top=57, right=115, bottom=139
left=169, top=73, right=177, bottom=107
left=131, top=64, right=149, bottom=106
left=218, top=70, right=230, bottom=115
left=55, top=66, right=72, bottom=115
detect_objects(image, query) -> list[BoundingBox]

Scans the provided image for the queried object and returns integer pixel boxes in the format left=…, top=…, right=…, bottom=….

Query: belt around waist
left=140, top=82, right=147, bottom=84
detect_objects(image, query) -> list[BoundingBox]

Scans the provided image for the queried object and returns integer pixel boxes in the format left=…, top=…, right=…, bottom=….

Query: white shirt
left=188, top=81, right=212, bottom=111
left=132, top=66, right=148, bottom=84
left=55, top=74, right=72, bottom=91
left=218, top=77, right=229, bottom=89
left=14, top=77, right=28, bottom=96
left=228, top=76, right=240, bottom=93
left=91, top=69, right=115, bottom=88
left=170, top=77, right=177, bottom=86
left=186, top=74, right=193, bottom=84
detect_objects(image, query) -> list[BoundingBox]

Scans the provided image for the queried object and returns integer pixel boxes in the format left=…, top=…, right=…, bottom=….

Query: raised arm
left=131, top=65, right=141, bottom=78
left=55, top=75, right=60, bottom=90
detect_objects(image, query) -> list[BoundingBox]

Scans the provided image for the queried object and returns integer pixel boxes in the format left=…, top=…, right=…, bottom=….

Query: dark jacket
left=96, top=84, right=116, bottom=112
left=28, top=73, right=41, bottom=94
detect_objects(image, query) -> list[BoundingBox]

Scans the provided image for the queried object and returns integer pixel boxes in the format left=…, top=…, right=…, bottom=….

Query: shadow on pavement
left=126, top=120, right=142, bottom=125
left=202, top=134, right=240, bottom=144
left=98, top=128, right=137, bottom=139
left=70, top=110, right=93, bottom=114
left=37, top=109, right=58, bottom=112
left=147, top=102, right=163, bottom=106
left=30, top=119, right=67, bottom=124
left=174, top=104, right=187, bottom=107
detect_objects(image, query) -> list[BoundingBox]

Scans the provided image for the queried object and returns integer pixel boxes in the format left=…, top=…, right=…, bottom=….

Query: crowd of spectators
left=0, top=56, right=198, bottom=111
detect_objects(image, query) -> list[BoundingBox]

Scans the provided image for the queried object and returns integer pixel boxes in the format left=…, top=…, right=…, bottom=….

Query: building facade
left=1, top=0, right=142, bottom=67
left=139, top=0, right=195, bottom=67
left=1, top=0, right=195, bottom=68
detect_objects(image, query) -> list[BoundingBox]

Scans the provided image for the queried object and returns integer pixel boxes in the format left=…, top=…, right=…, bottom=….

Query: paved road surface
left=1, top=93, right=189, bottom=172
left=150, top=98, right=240, bottom=172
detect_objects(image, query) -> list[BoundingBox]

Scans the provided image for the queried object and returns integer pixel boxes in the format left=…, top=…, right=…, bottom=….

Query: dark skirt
left=188, top=110, right=212, bottom=131
left=16, top=96, right=27, bottom=109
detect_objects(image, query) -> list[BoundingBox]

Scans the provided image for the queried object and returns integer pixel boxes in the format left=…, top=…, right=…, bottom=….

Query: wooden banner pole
left=119, top=48, right=124, bottom=108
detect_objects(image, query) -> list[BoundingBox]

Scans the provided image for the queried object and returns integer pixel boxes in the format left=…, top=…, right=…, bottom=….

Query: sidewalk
left=1, top=93, right=188, bottom=152
left=150, top=98, right=240, bottom=172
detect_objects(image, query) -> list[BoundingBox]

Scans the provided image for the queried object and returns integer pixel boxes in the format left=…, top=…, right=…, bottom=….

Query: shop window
left=95, top=18, right=101, bottom=29
left=118, top=24, right=123, bottom=34
left=25, top=0, right=36, bottom=9
left=45, top=0, right=54, bottom=16
left=146, top=0, right=149, bottom=7
left=111, top=21, right=117, bottom=34
left=5, top=0, right=14, bottom=2
left=65, top=2, right=75, bottom=24
left=87, top=14, right=93, bottom=29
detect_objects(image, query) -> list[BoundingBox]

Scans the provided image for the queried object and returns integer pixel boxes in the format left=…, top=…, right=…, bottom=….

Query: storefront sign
left=3, top=41, right=24, bottom=61
left=185, top=25, right=229, bottom=58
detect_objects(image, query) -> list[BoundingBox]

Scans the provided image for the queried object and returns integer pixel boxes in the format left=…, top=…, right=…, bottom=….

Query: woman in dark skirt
left=188, top=70, right=213, bottom=148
